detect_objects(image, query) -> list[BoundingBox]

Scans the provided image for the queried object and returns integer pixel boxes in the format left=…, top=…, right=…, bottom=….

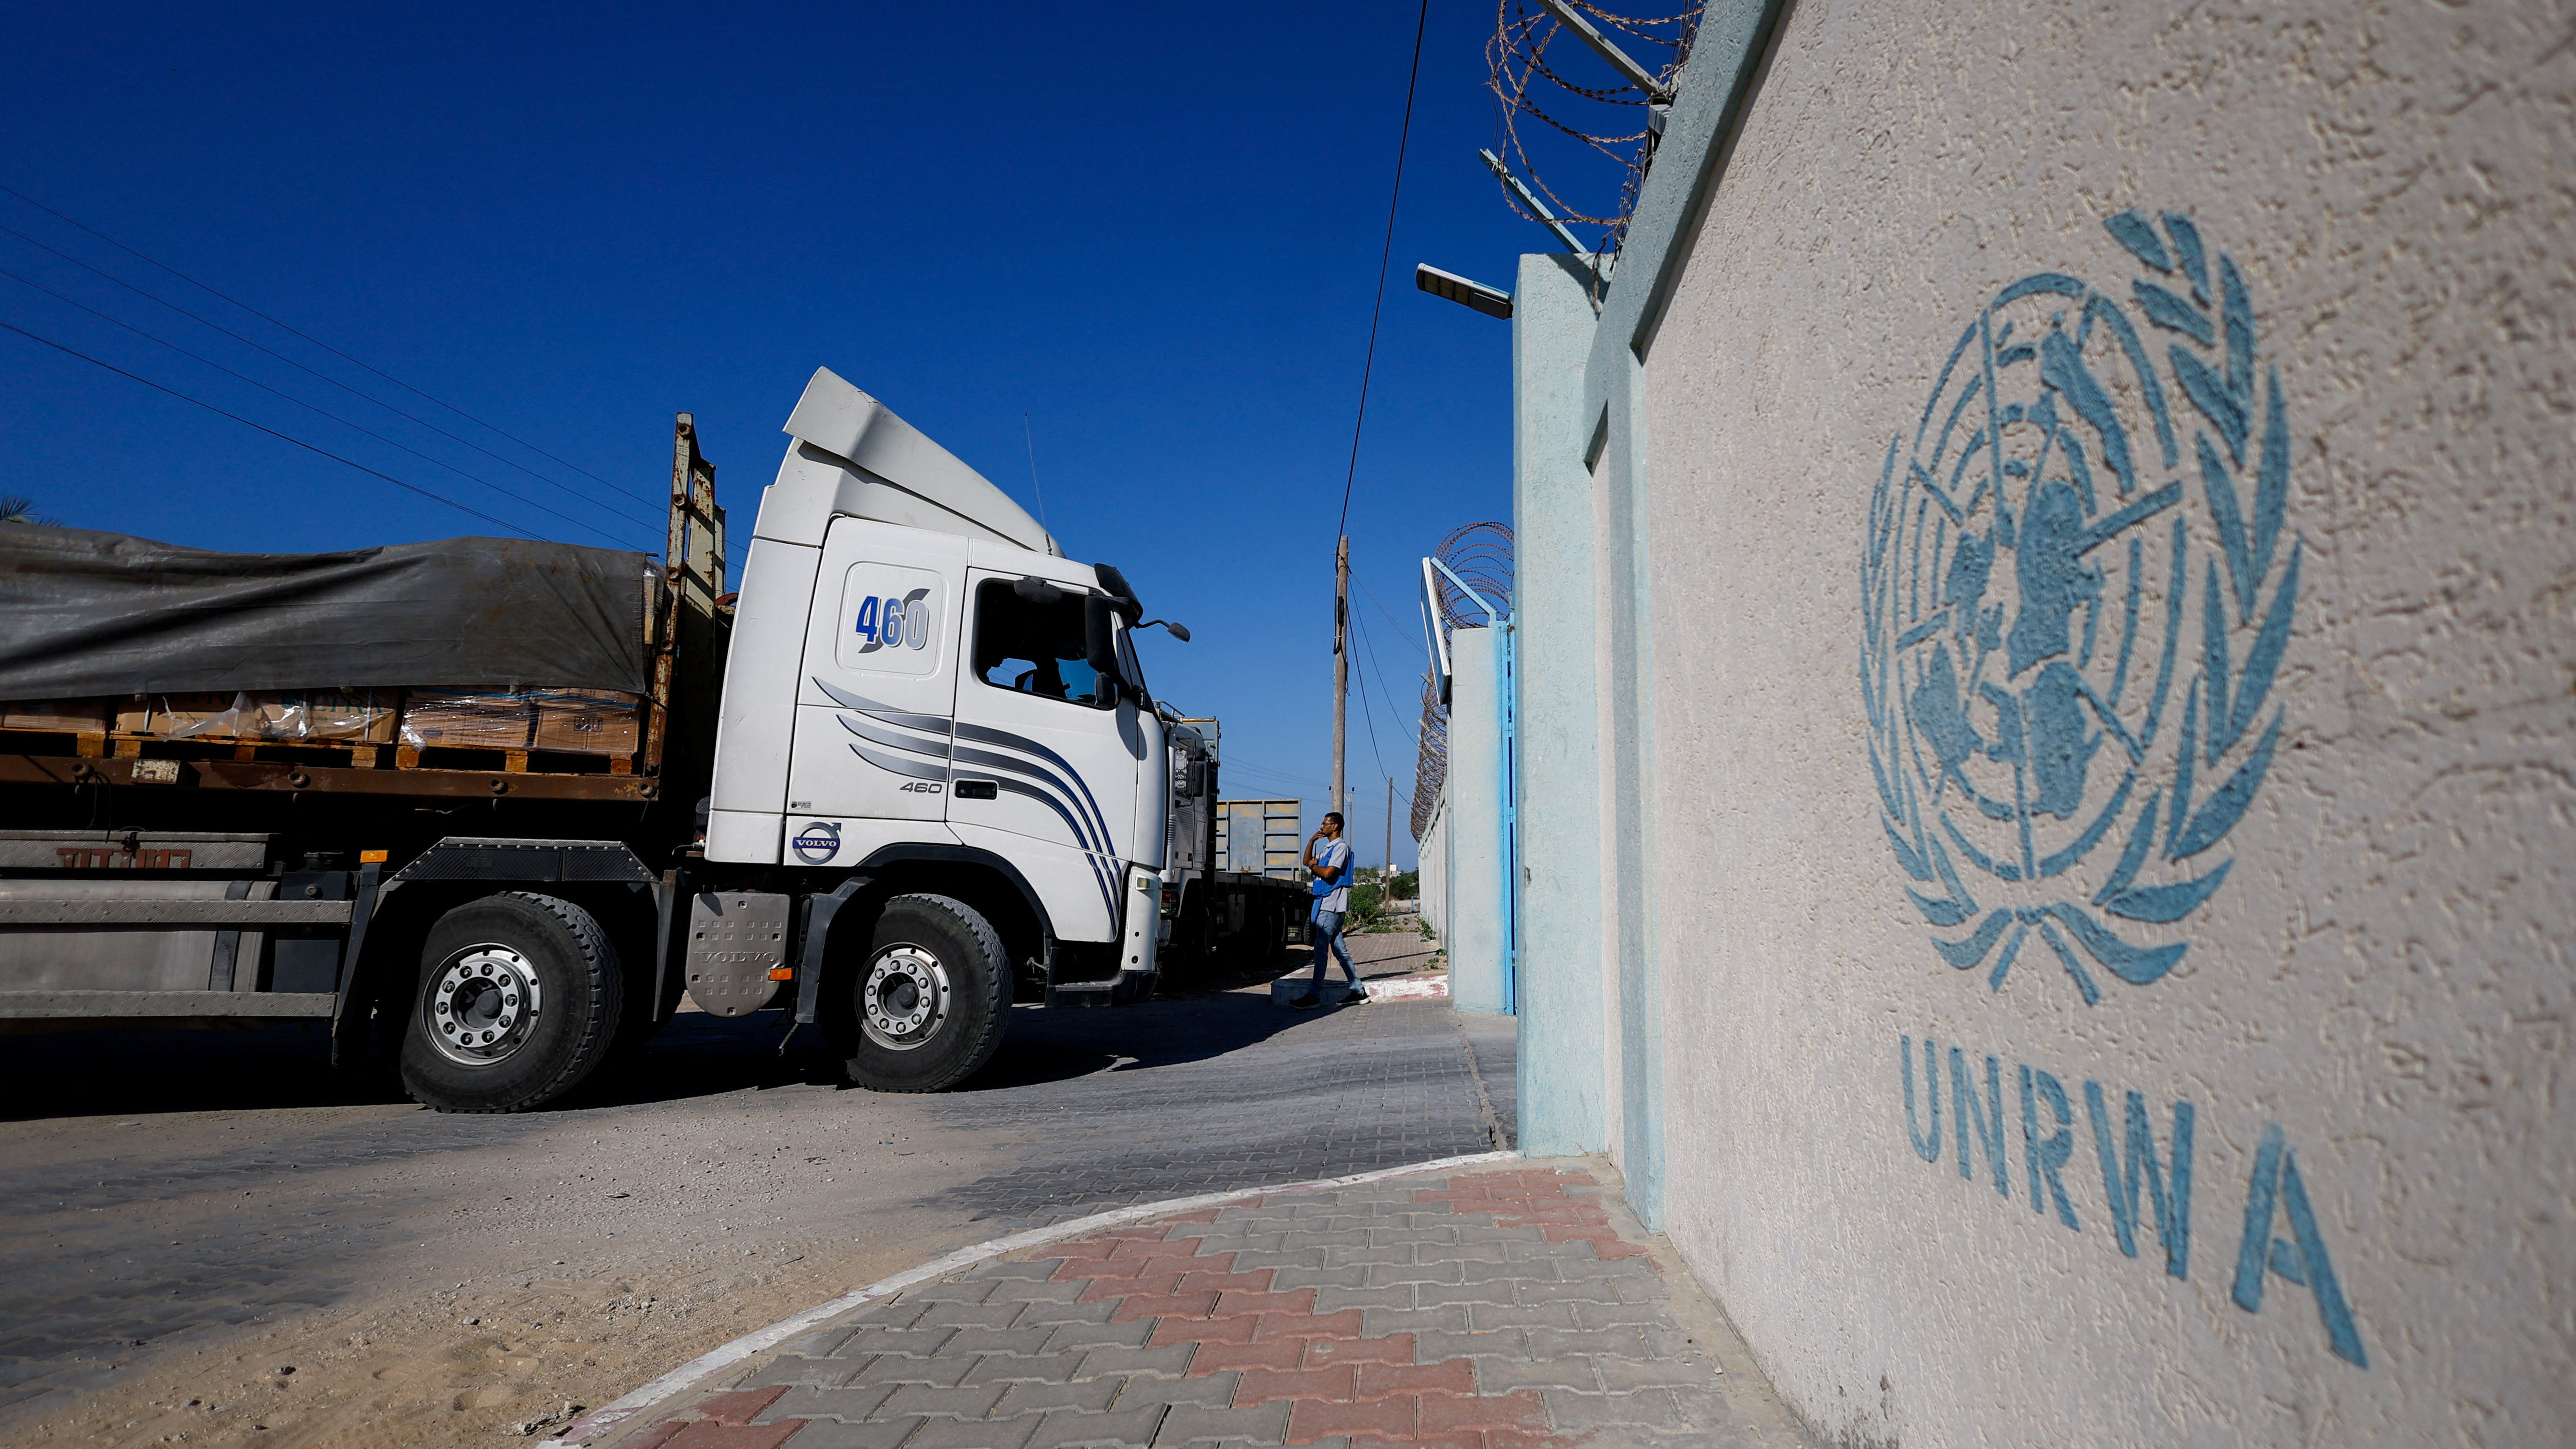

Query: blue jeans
left=1308, top=909, right=1357, bottom=986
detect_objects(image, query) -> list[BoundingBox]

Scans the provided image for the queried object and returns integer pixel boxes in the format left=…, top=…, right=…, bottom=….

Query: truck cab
left=693, top=369, right=1173, bottom=1087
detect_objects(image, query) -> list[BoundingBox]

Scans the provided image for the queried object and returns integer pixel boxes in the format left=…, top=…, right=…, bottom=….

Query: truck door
left=944, top=571, right=1145, bottom=941
left=785, top=518, right=966, bottom=858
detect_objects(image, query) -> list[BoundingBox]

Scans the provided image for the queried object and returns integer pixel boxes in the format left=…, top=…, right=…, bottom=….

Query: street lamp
left=1414, top=264, right=1513, bottom=320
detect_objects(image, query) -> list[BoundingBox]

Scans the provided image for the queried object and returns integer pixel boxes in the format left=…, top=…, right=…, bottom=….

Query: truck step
left=1044, top=974, right=1163, bottom=1009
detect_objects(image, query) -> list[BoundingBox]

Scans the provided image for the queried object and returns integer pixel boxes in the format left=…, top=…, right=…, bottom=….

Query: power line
left=1334, top=0, right=1431, bottom=539
left=1351, top=623, right=1392, bottom=782
left=1356, top=573, right=1429, bottom=653
left=0, top=216, right=658, bottom=531
left=0, top=185, right=646, bottom=510
left=0, top=319, right=540, bottom=539
left=1350, top=596, right=1422, bottom=754
left=1346, top=607, right=1411, bottom=876
left=0, top=269, right=639, bottom=548
left=1022, top=413, right=1050, bottom=536
left=1352, top=603, right=1421, bottom=765
left=1225, top=760, right=1333, bottom=793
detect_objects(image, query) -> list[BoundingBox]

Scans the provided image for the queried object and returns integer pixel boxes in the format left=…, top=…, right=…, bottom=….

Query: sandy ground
left=0, top=1010, right=1012, bottom=1449
left=0, top=929, right=1451, bottom=1449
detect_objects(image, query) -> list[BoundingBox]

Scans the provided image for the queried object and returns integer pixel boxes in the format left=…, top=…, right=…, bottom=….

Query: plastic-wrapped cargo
left=115, top=692, right=269, bottom=740
left=397, top=689, right=643, bottom=756
left=106, top=689, right=403, bottom=743
left=399, top=691, right=534, bottom=751
left=289, top=689, right=401, bottom=743
left=531, top=689, right=643, bottom=756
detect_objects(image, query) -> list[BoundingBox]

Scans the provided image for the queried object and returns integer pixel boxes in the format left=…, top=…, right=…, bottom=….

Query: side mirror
left=1139, top=618, right=1191, bottom=643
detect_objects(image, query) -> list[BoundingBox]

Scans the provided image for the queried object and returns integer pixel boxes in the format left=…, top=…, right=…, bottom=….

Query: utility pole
left=1384, top=775, right=1395, bottom=894
left=1332, top=536, right=1349, bottom=821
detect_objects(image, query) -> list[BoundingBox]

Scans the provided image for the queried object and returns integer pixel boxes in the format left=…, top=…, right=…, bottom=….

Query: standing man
left=1289, top=812, right=1364, bottom=1008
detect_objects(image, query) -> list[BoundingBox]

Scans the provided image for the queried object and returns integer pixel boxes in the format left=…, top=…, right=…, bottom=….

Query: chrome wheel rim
left=424, top=944, right=542, bottom=1068
left=860, top=944, right=949, bottom=1053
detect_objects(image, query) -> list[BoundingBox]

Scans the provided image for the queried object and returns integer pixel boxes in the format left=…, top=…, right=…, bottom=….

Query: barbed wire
left=1412, top=521, right=1515, bottom=840
left=1412, top=673, right=1451, bottom=841
left=1486, top=0, right=1705, bottom=255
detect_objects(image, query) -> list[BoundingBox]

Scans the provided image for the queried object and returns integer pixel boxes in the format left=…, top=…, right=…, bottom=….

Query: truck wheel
left=839, top=893, right=1009, bottom=1093
left=399, top=892, right=624, bottom=1114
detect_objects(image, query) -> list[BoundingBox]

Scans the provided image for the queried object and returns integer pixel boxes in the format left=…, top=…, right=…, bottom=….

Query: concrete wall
left=1514, top=0, right=2575, bottom=1443
left=1513, top=253, right=1609, bottom=1153
left=1416, top=791, right=1448, bottom=941
left=1443, top=626, right=1512, bottom=1015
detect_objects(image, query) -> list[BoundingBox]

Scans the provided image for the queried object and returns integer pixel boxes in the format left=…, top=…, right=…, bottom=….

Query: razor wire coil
left=1487, top=1, right=1705, bottom=258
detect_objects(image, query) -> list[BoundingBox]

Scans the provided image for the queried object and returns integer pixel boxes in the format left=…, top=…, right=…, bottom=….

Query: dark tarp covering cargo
left=0, top=525, right=653, bottom=698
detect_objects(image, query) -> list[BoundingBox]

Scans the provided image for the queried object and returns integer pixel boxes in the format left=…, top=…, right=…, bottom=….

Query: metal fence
left=1412, top=521, right=1515, bottom=840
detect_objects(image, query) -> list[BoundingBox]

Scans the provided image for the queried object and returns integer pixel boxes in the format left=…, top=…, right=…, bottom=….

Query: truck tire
left=399, top=892, right=625, bottom=1114
left=838, top=893, right=1010, bottom=1093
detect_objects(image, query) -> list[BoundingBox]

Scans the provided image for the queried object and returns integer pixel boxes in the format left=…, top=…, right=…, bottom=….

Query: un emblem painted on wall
left=1863, top=211, right=2299, bottom=1003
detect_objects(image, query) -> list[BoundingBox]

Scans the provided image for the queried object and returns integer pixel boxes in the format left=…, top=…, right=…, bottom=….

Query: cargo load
left=395, top=688, right=643, bottom=758
left=0, top=526, right=661, bottom=771
left=111, top=690, right=400, bottom=744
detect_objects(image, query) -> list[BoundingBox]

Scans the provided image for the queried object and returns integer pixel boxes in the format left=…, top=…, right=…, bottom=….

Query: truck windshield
left=972, top=579, right=1113, bottom=708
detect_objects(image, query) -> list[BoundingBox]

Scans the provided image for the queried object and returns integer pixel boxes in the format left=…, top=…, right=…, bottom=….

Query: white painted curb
left=1266, top=973, right=1448, bottom=1007
left=1365, top=974, right=1449, bottom=1002
left=542, top=1148, right=1520, bottom=1447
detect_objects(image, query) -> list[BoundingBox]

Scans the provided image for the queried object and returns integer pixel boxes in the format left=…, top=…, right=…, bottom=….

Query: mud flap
left=683, top=892, right=790, bottom=1017
left=1044, top=866, right=1161, bottom=1007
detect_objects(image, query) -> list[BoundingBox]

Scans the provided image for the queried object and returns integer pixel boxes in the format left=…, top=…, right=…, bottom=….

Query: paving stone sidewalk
left=604, top=1161, right=1810, bottom=1449
left=1338, top=931, right=1440, bottom=977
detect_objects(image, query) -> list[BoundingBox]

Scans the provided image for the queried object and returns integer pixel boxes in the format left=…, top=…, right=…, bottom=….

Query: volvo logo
left=791, top=821, right=841, bottom=864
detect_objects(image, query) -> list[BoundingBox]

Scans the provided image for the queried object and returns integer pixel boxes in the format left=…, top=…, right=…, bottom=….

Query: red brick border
left=623, top=1170, right=1648, bottom=1449
left=1015, top=1170, right=1599, bottom=1448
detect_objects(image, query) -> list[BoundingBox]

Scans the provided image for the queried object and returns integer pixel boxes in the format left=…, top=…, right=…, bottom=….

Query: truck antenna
left=1023, top=413, right=1051, bottom=535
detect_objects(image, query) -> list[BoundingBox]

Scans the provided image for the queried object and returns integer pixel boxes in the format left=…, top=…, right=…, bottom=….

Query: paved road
left=0, top=942, right=1504, bottom=1449
left=607, top=1160, right=1813, bottom=1449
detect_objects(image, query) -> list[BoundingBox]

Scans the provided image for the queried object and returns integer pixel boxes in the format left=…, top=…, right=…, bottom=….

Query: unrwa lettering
left=1900, top=1032, right=2362, bottom=1367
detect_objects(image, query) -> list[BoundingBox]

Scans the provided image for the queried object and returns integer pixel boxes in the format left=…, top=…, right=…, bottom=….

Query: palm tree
left=0, top=494, right=59, bottom=526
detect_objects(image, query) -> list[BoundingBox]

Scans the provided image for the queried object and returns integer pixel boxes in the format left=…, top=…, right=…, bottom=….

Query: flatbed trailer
left=0, top=417, right=726, bottom=1083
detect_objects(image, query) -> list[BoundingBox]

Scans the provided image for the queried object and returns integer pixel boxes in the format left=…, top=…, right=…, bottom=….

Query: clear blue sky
left=2, top=3, right=1592, bottom=869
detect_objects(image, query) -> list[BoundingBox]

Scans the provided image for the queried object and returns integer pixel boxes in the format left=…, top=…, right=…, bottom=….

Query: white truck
left=0, top=369, right=1302, bottom=1110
